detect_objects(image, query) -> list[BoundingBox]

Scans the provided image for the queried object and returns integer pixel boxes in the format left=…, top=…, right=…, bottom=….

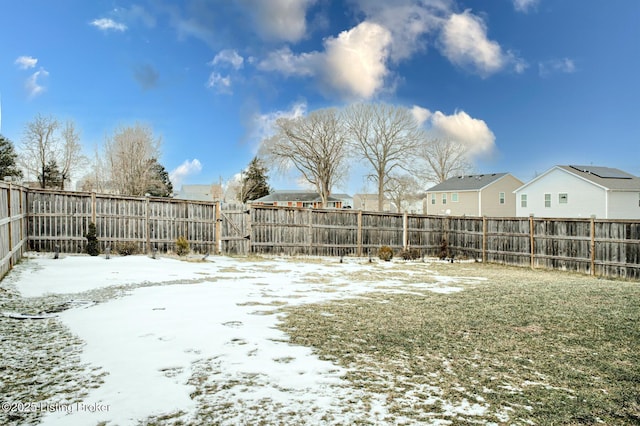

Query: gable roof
left=515, top=165, right=640, bottom=192
left=426, top=173, right=510, bottom=192
left=176, top=184, right=222, bottom=201
left=559, top=165, right=640, bottom=190
left=252, top=191, right=341, bottom=203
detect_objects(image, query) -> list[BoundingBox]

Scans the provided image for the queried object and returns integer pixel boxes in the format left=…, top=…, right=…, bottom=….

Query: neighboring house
left=332, top=193, right=354, bottom=209
left=514, top=165, right=640, bottom=219
left=395, top=196, right=425, bottom=214
left=251, top=190, right=343, bottom=209
left=353, top=194, right=394, bottom=212
left=425, top=173, right=523, bottom=217
left=175, top=184, right=223, bottom=202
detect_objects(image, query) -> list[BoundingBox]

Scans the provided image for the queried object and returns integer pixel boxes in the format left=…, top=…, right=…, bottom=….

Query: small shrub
left=85, top=222, right=99, bottom=256
left=400, top=248, right=421, bottom=261
left=439, top=238, right=449, bottom=260
left=378, top=245, right=393, bottom=261
left=176, top=236, right=190, bottom=257
left=116, top=241, right=141, bottom=256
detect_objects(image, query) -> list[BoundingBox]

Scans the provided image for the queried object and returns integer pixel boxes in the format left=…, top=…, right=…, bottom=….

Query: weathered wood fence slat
left=1, top=187, right=639, bottom=280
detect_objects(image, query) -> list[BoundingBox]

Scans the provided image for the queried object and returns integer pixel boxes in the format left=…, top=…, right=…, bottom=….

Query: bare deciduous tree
left=20, top=114, right=85, bottom=189
left=345, top=103, right=424, bottom=211
left=59, top=120, right=84, bottom=189
left=260, top=108, right=348, bottom=207
left=104, top=123, right=162, bottom=196
left=416, top=137, right=473, bottom=184
left=20, top=114, right=59, bottom=188
left=385, top=173, right=422, bottom=213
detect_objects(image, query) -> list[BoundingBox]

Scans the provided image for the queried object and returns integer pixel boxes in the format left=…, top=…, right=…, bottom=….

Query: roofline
left=427, top=173, right=518, bottom=193
left=513, top=166, right=611, bottom=193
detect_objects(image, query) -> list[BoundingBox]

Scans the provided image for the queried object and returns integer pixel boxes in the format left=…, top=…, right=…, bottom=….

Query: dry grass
left=280, top=262, right=640, bottom=424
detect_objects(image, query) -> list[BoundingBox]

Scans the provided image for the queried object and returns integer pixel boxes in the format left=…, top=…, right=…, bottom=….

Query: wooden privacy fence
left=1, top=187, right=639, bottom=280
left=27, top=189, right=221, bottom=255
left=0, top=182, right=28, bottom=280
left=250, top=206, right=640, bottom=280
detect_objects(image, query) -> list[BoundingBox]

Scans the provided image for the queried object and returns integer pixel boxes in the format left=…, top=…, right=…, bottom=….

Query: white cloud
left=248, top=102, right=307, bottom=151
left=416, top=107, right=496, bottom=157
left=91, top=18, right=127, bottom=32
left=539, top=58, right=576, bottom=77
left=258, top=47, right=317, bottom=77
left=206, top=73, right=233, bottom=94
left=321, top=21, right=392, bottom=99
left=348, top=0, right=449, bottom=62
left=259, top=21, right=392, bottom=100
left=239, top=0, right=316, bottom=42
left=25, top=68, right=49, bottom=98
left=211, top=50, right=244, bottom=70
left=439, top=10, right=524, bottom=77
left=513, top=0, right=539, bottom=13
left=410, top=105, right=433, bottom=126
left=170, top=159, right=203, bottom=188
left=15, top=56, right=38, bottom=70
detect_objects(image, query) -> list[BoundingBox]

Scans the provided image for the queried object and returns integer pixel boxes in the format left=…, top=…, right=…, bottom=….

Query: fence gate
left=219, top=204, right=250, bottom=255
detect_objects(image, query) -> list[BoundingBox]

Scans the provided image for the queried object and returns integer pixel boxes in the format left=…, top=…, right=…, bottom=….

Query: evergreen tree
left=239, top=156, right=270, bottom=203
left=38, top=159, right=63, bottom=189
left=85, top=222, right=99, bottom=256
left=0, top=135, right=23, bottom=181
left=144, top=158, right=174, bottom=197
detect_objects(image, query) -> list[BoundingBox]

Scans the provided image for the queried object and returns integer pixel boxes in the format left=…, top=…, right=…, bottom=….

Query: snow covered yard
left=2, top=253, right=638, bottom=425
left=0, top=253, right=487, bottom=425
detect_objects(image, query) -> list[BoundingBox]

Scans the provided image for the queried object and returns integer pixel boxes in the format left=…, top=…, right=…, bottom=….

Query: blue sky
left=1, top=0, right=639, bottom=193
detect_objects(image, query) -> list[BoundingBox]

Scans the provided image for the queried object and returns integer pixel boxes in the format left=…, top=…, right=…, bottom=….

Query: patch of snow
left=4, top=253, right=490, bottom=425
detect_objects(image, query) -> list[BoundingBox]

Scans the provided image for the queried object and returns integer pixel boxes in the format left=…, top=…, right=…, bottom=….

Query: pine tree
left=39, top=159, right=63, bottom=189
left=144, top=158, right=173, bottom=197
left=0, top=135, right=23, bottom=181
left=85, top=222, right=99, bottom=256
left=239, top=156, right=270, bottom=203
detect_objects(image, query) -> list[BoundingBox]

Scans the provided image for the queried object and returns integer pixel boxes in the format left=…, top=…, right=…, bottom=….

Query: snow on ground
left=4, top=253, right=487, bottom=425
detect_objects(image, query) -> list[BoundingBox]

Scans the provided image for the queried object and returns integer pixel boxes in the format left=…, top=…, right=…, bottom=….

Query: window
left=431, top=193, right=436, bottom=205
left=442, top=193, right=447, bottom=204
left=452, top=193, right=459, bottom=202
left=559, top=193, right=568, bottom=204
left=499, top=192, right=505, bottom=205
left=521, top=194, right=527, bottom=208
left=544, top=193, right=551, bottom=208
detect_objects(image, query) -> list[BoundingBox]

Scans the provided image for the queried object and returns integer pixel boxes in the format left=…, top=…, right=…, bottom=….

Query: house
left=352, top=194, right=394, bottom=212
left=175, top=184, right=223, bottom=202
left=251, top=190, right=344, bottom=209
left=514, top=165, right=640, bottom=219
left=332, top=193, right=354, bottom=209
left=425, top=173, right=523, bottom=217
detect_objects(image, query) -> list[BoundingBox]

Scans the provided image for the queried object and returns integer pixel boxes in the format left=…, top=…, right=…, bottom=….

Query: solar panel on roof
left=569, top=165, right=633, bottom=179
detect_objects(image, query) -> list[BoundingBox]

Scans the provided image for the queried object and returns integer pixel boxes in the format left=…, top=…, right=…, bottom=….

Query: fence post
left=403, top=212, right=408, bottom=250
left=307, top=209, right=313, bottom=255
left=357, top=210, right=363, bottom=257
left=529, top=214, right=535, bottom=269
left=215, top=202, right=222, bottom=255
left=482, top=216, right=487, bottom=263
left=7, top=183, right=12, bottom=268
left=590, top=215, right=596, bottom=276
left=91, top=191, right=97, bottom=224
left=145, top=196, right=151, bottom=254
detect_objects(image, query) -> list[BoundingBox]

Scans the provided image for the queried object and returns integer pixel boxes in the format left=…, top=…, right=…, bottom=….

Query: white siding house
left=514, top=165, right=640, bottom=219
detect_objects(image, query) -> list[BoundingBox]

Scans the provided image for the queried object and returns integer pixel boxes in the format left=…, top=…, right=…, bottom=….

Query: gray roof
left=559, top=165, right=640, bottom=190
left=426, top=173, right=509, bottom=192
left=176, top=184, right=222, bottom=201
left=253, top=191, right=341, bottom=203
